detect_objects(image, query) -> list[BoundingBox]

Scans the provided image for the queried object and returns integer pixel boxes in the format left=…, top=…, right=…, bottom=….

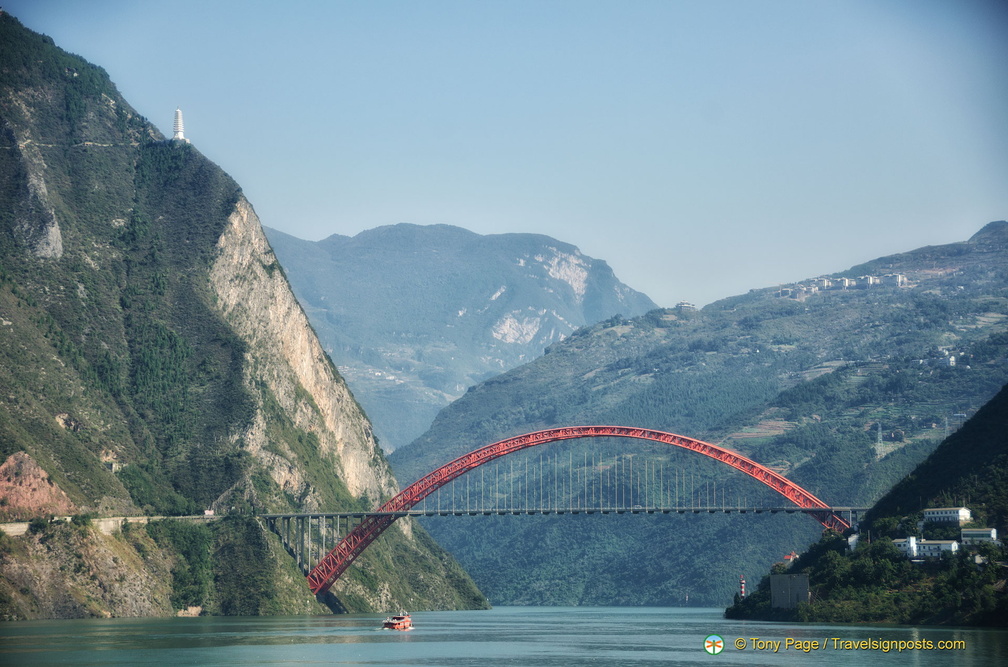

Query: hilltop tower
left=172, top=107, right=188, bottom=142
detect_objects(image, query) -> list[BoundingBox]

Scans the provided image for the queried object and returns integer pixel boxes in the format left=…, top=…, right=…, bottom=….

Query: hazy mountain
left=0, top=14, right=483, bottom=619
left=265, top=224, right=658, bottom=449
left=390, top=221, right=1008, bottom=606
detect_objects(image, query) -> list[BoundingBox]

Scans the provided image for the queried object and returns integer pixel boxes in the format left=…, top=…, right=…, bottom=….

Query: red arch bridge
left=259, top=426, right=858, bottom=596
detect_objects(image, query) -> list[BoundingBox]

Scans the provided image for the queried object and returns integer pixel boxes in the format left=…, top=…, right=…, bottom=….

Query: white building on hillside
left=917, top=540, right=959, bottom=558
left=961, top=528, right=998, bottom=545
left=893, top=536, right=918, bottom=558
left=922, top=507, right=971, bottom=525
left=892, top=536, right=961, bottom=559
left=882, top=273, right=907, bottom=286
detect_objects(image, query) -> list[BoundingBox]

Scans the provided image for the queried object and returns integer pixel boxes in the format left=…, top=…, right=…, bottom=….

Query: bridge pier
left=264, top=514, right=358, bottom=575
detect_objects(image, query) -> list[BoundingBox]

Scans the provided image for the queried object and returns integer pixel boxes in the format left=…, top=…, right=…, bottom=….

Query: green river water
left=1, top=606, right=1004, bottom=666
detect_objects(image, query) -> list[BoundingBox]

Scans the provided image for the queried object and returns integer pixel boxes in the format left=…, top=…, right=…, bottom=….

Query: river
left=1, top=607, right=1004, bottom=666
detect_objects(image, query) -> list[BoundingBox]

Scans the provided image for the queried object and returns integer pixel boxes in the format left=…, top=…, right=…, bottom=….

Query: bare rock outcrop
left=209, top=198, right=398, bottom=506
left=0, top=451, right=76, bottom=521
left=3, top=119, right=63, bottom=259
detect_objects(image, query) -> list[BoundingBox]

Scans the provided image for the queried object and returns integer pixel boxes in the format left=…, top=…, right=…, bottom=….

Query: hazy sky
left=6, top=0, right=1007, bottom=307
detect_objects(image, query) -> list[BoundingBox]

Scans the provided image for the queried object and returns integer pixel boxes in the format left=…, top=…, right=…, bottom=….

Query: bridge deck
left=260, top=506, right=867, bottom=520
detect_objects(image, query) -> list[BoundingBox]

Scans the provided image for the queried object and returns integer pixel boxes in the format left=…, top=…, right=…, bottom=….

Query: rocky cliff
left=210, top=198, right=396, bottom=507
left=0, top=13, right=483, bottom=618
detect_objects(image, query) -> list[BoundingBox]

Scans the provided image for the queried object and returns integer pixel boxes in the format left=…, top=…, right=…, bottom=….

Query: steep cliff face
left=5, top=127, right=63, bottom=259
left=0, top=14, right=482, bottom=618
left=209, top=198, right=396, bottom=506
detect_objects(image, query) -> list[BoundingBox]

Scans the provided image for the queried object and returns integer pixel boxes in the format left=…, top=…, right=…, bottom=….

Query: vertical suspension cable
left=583, top=450, right=587, bottom=511
left=659, top=461, right=663, bottom=509
left=594, top=447, right=597, bottom=510
left=594, top=450, right=599, bottom=510
left=569, top=450, right=573, bottom=512
left=524, top=457, right=532, bottom=509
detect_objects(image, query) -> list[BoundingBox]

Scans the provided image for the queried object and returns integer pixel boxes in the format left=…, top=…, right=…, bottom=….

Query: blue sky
left=6, top=0, right=1007, bottom=307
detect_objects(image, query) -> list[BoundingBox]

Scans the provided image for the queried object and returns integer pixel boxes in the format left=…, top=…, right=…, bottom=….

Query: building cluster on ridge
left=775, top=273, right=907, bottom=300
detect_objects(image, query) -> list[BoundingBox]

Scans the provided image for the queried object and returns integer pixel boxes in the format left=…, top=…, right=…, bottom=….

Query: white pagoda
left=172, top=107, right=189, bottom=142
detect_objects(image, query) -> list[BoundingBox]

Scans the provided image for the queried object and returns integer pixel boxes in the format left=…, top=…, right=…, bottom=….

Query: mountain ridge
left=390, top=221, right=1008, bottom=606
left=265, top=221, right=658, bottom=449
left=0, top=13, right=484, bottom=619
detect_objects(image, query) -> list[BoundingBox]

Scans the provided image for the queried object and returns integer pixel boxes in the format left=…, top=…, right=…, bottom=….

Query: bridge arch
left=307, top=426, right=849, bottom=595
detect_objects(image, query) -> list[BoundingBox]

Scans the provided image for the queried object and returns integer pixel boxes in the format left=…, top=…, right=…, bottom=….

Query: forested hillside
left=266, top=224, right=657, bottom=450
left=391, top=221, right=1008, bottom=606
left=726, top=384, right=1008, bottom=626
left=0, top=14, right=485, bottom=619
left=863, top=385, right=1008, bottom=538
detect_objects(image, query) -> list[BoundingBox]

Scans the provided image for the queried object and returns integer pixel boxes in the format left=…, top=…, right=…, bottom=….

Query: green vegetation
left=144, top=514, right=489, bottom=616
left=117, top=464, right=196, bottom=516
left=392, top=222, right=1008, bottom=606
left=0, top=12, right=280, bottom=521
left=211, top=517, right=280, bottom=615
left=726, top=384, right=1008, bottom=625
left=725, top=533, right=1007, bottom=626
left=864, top=384, right=1008, bottom=534
left=0, top=13, right=253, bottom=517
left=147, top=520, right=214, bottom=610
left=1, top=14, right=486, bottom=617
left=27, top=518, right=49, bottom=535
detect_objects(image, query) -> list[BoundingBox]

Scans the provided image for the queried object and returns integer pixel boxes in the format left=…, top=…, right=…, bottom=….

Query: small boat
left=382, top=613, right=412, bottom=630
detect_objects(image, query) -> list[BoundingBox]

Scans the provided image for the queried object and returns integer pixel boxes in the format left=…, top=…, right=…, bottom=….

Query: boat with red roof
left=382, top=613, right=412, bottom=630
